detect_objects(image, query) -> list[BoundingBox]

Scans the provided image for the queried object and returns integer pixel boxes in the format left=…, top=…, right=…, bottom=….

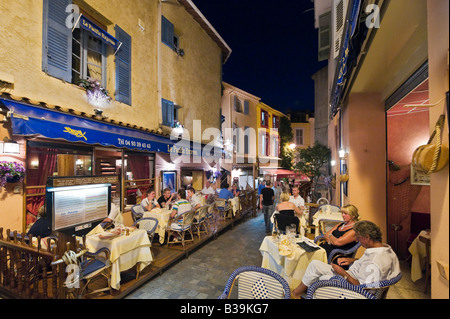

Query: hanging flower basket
left=0, top=161, right=26, bottom=187
left=78, top=77, right=112, bottom=106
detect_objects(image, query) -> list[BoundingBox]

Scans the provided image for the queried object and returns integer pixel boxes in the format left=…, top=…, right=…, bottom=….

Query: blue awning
left=1, top=98, right=211, bottom=158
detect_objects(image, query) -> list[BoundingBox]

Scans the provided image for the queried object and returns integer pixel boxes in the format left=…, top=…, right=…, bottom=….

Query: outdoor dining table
left=408, top=229, right=431, bottom=282
left=259, top=235, right=327, bottom=289
left=85, top=228, right=153, bottom=290
left=142, top=207, right=173, bottom=244
left=312, top=210, right=343, bottom=237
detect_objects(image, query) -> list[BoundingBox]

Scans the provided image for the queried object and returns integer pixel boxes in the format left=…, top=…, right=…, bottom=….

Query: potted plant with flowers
left=0, top=161, right=26, bottom=187
left=78, top=77, right=112, bottom=106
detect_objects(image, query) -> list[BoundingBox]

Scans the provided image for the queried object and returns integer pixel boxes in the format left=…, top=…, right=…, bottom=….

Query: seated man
left=218, top=183, right=233, bottom=200
left=141, top=188, right=159, bottom=211
left=187, top=187, right=202, bottom=210
left=291, top=220, right=401, bottom=299
left=158, top=188, right=175, bottom=208
left=201, top=181, right=215, bottom=195
left=99, top=201, right=123, bottom=229
left=27, top=205, right=52, bottom=238
left=169, top=189, right=192, bottom=230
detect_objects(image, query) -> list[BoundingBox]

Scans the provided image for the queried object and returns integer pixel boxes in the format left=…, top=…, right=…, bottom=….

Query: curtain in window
left=127, top=155, right=150, bottom=198
left=26, top=148, right=58, bottom=226
left=86, top=35, right=103, bottom=81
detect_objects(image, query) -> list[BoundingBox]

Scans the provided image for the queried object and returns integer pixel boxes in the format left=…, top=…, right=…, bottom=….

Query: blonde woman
left=320, top=204, right=360, bottom=267
left=274, top=192, right=303, bottom=233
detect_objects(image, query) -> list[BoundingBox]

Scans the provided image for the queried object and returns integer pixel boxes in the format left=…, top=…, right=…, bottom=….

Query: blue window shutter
left=42, top=0, right=72, bottom=82
left=244, top=100, right=249, bottom=115
left=162, top=99, right=174, bottom=127
left=161, top=16, right=174, bottom=49
left=115, top=25, right=132, bottom=105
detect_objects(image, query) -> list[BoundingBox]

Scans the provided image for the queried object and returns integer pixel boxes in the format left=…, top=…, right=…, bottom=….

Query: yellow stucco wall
left=256, top=102, right=285, bottom=159
left=0, top=0, right=160, bottom=130
left=161, top=5, right=223, bottom=142
left=0, top=0, right=226, bottom=232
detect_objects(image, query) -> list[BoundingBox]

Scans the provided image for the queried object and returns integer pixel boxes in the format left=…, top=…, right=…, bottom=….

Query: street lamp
left=289, top=143, right=296, bottom=150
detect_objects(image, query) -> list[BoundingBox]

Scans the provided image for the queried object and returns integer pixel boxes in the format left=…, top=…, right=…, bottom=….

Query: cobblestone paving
left=126, top=213, right=267, bottom=299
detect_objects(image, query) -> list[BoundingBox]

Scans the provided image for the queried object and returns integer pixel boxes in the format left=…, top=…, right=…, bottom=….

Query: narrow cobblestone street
left=126, top=214, right=266, bottom=299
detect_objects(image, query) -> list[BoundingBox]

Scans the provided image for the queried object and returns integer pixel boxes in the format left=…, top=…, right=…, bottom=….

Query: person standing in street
left=260, top=180, right=275, bottom=234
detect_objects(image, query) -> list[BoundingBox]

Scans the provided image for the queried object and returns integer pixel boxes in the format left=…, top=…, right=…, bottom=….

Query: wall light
left=289, top=143, right=296, bottom=150
left=2, top=139, right=20, bottom=154
left=339, top=149, right=347, bottom=159
left=330, top=160, right=336, bottom=167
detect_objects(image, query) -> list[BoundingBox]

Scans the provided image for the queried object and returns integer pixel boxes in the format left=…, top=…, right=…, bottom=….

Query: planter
left=6, top=176, right=21, bottom=183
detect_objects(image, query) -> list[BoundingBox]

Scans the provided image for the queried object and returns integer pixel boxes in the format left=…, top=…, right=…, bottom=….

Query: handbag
left=412, top=114, right=449, bottom=174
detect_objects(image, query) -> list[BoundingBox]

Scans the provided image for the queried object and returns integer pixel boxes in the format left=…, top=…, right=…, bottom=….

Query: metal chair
left=219, top=266, right=291, bottom=299
left=131, top=204, right=144, bottom=222
left=192, top=205, right=209, bottom=238
left=166, top=209, right=196, bottom=248
left=306, top=273, right=403, bottom=299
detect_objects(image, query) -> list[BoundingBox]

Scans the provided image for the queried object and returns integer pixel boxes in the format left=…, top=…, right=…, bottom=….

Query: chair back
left=177, top=209, right=196, bottom=229
left=317, top=204, right=340, bottom=214
left=318, top=219, right=343, bottom=235
left=328, top=241, right=361, bottom=264
left=215, top=198, right=228, bottom=210
left=131, top=204, right=144, bottom=222
left=307, top=273, right=403, bottom=299
left=195, top=205, right=209, bottom=222
left=133, top=217, right=159, bottom=235
left=274, top=214, right=300, bottom=233
left=219, top=266, right=291, bottom=299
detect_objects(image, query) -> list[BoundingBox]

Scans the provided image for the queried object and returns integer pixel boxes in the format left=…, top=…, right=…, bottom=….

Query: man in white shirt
left=201, top=181, right=215, bottom=195
left=289, top=186, right=305, bottom=210
left=187, top=187, right=202, bottom=210
left=291, top=220, right=401, bottom=298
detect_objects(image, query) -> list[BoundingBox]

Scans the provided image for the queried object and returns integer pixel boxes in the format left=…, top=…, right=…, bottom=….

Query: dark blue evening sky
left=192, top=0, right=328, bottom=114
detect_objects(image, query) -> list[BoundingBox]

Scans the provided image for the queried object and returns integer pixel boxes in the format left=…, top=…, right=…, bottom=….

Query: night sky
left=192, top=0, right=328, bottom=114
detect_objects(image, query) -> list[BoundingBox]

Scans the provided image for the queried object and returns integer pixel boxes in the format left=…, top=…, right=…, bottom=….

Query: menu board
left=49, top=184, right=110, bottom=231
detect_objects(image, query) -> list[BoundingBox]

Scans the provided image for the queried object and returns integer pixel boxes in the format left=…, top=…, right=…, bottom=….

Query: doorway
left=386, top=78, right=431, bottom=260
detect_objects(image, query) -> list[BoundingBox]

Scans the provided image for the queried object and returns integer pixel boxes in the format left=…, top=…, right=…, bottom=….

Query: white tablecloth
left=143, top=208, right=172, bottom=244
left=408, top=230, right=431, bottom=282
left=260, top=236, right=327, bottom=289
left=312, top=211, right=343, bottom=237
left=85, top=228, right=153, bottom=290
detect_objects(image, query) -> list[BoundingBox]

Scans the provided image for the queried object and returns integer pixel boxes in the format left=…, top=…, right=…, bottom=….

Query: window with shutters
left=71, top=25, right=107, bottom=86
left=162, top=99, right=175, bottom=127
left=42, top=0, right=132, bottom=105
left=318, top=11, right=331, bottom=62
left=162, top=15, right=180, bottom=51
left=295, top=129, right=304, bottom=146
left=261, top=110, right=269, bottom=128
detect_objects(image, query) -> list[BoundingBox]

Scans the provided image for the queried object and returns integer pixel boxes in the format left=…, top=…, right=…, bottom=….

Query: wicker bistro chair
left=306, top=273, right=403, bottom=299
left=51, top=246, right=112, bottom=298
left=216, top=198, right=233, bottom=220
left=166, top=209, right=196, bottom=248
left=131, top=204, right=145, bottom=223
left=192, top=205, right=209, bottom=238
left=219, top=266, right=291, bottom=299
left=314, top=234, right=362, bottom=264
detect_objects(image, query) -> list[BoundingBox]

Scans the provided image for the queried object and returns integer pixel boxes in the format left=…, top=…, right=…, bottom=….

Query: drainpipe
left=157, top=0, right=163, bottom=130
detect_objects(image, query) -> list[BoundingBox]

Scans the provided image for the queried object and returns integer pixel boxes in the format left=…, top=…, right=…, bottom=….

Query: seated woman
left=274, top=192, right=303, bottom=232
left=318, top=204, right=359, bottom=267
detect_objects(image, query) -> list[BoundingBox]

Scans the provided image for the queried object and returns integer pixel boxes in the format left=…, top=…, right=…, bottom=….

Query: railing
left=0, top=228, right=59, bottom=299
